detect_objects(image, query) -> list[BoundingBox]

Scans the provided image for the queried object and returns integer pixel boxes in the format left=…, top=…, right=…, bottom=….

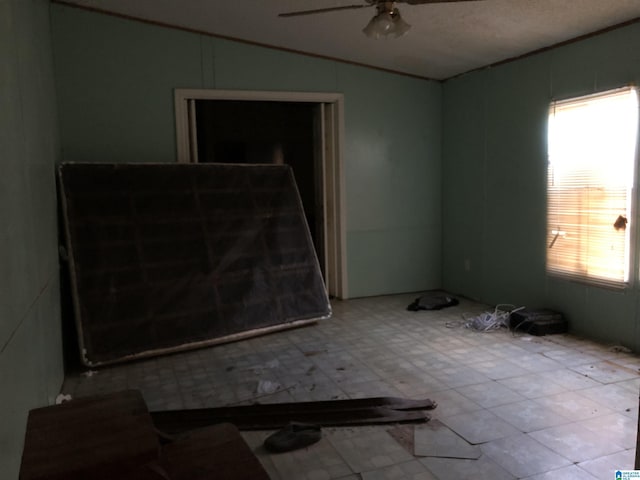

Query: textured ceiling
left=58, top=0, right=640, bottom=80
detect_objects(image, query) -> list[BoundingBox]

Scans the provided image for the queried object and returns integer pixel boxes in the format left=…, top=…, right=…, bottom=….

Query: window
left=547, top=87, right=638, bottom=287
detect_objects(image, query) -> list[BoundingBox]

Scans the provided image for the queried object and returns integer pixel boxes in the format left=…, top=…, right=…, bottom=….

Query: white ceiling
left=60, top=0, right=640, bottom=80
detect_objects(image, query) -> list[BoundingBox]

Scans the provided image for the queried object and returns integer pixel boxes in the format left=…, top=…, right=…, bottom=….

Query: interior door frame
left=174, top=88, right=348, bottom=299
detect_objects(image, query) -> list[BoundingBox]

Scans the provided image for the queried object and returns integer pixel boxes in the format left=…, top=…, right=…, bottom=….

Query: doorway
left=194, top=100, right=322, bottom=274
left=174, top=89, right=347, bottom=299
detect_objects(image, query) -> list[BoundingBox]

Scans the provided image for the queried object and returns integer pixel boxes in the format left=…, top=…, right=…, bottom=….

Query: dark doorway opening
left=194, top=100, right=324, bottom=276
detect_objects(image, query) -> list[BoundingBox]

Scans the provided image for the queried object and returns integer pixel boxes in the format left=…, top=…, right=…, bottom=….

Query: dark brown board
left=151, top=396, right=436, bottom=433
left=20, top=390, right=159, bottom=480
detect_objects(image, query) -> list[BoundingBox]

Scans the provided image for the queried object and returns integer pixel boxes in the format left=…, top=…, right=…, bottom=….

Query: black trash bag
left=407, top=292, right=459, bottom=311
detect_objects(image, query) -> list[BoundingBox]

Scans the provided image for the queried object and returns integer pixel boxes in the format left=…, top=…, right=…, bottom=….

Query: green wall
left=4, top=3, right=639, bottom=475
left=0, top=0, right=64, bottom=477
left=51, top=5, right=443, bottom=299
left=442, top=23, right=640, bottom=349
left=2, top=3, right=636, bottom=475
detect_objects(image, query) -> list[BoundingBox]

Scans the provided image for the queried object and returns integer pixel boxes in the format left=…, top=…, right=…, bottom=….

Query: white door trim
left=173, top=88, right=348, bottom=299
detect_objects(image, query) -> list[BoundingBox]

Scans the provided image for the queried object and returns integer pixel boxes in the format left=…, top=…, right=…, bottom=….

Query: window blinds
left=547, top=87, right=638, bottom=287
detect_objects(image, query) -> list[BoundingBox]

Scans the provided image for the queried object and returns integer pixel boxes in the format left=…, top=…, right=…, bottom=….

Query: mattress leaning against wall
left=58, top=163, right=331, bottom=367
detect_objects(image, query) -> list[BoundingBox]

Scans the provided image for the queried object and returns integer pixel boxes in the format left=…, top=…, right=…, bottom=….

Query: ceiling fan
left=279, top=0, right=483, bottom=39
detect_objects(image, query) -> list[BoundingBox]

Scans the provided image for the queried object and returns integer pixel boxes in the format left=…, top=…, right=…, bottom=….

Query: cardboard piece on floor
left=387, top=424, right=415, bottom=454
left=413, top=419, right=482, bottom=459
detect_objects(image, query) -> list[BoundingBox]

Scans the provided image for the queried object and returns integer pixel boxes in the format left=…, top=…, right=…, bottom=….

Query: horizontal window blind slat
left=546, top=86, right=637, bottom=286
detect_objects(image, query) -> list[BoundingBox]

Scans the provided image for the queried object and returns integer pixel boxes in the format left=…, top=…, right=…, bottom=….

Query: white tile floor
left=61, top=293, right=640, bottom=479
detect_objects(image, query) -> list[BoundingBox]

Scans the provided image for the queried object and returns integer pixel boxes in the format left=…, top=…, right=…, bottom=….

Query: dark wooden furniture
left=20, top=390, right=271, bottom=480
left=19, top=390, right=159, bottom=480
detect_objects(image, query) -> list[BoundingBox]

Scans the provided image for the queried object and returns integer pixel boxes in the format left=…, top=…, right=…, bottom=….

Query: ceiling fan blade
left=279, top=4, right=369, bottom=17
left=401, top=0, right=484, bottom=4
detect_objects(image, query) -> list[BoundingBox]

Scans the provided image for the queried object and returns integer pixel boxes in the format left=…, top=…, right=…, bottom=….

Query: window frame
left=546, top=86, right=639, bottom=289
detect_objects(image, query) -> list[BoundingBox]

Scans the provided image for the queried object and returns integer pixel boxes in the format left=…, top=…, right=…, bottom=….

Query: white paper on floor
left=55, top=393, right=72, bottom=404
left=248, top=359, right=280, bottom=375
left=414, top=419, right=482, bottom=459
left=256, top=379, right=281, bottom=394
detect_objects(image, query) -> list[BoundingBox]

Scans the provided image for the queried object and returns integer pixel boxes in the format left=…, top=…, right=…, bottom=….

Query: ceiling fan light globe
left=363, top=7, right=410, bottom=39
left=392, top=14, right=411, bottom=37
left=376, top=12, right=395, bottom=32
left=362, top=18, right=381, bottom=38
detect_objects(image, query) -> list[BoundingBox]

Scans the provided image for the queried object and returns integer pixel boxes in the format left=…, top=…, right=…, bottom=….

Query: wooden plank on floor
left=151, top=397, right=436, bottom=433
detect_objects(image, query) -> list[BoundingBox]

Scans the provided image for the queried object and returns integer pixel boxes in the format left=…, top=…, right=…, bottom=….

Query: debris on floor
left=407, top=291, right=459, bottom=311
left=263, top=422, right=322, bottom=453
left=463, top=304, right=524, bottom=332
left=255, top=379, right=281, bottom=395
left=151, top=396, right=437, bottom=433
left=303, top=349, right=328, bottom=357
left=248, top=359, right=280, bottom=375
left=55, top=294, right=640, bottom=479
left=22, top=388, right=439, bottom=478
left=55, top=393, right=72, bottom=404
left=610, top=345, right=632, bottom=353
left=509, top=308, right=567, bottom=335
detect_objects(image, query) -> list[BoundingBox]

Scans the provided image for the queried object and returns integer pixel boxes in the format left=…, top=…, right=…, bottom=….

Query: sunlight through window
left=547, top=87, right=638, bottom=287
